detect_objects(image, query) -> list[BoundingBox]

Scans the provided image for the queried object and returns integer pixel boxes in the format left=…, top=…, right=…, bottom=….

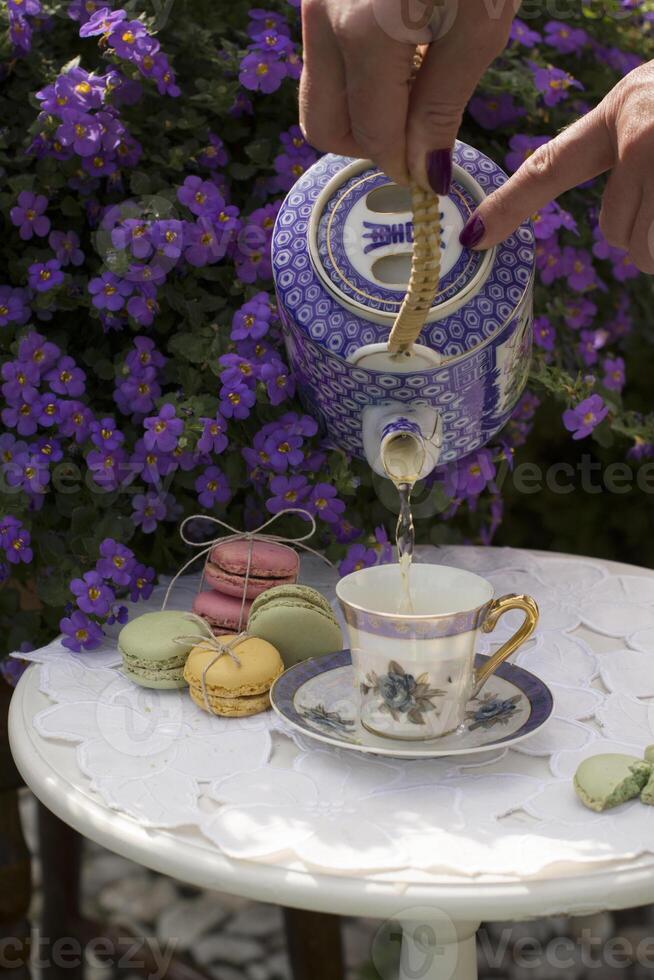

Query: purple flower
left=2, top=360, right=40, bottom=402
left=131, top=439, right=177, bottom=487
left=143, top=403, right=183, bottom=452
left=197, top=133, right=228, bottom=170
left=468, top=93, right=526, bottom=130
left=2, top=389, right=44, bottom=436
left=509, top=18, right=541, bottom=47
left=536, top=235, right=566, bottom=285
left=177, top=175, right=223, bottom=216
left=544, top=20, right=588, bottom=54
left=59, top=401, right=94, bottom=443
left=247, top=9, right=291, bottom=37
left=107, top=17, right=147, bottom=56
left=132, top=491, right=167, bottom=533
left=70, top=570, right=115, bottom=616
left=88, top=271, right=133, bottom=311
left=239, top=51, right=288, bottom=94
left=96, top=538, right=135, bottom=586
left=0, top=286, right=30, bottom=327
left=231, top=294, right=271, bottom=341
left=56, top=109, right=103, bottom=156
left=184, top=216, right=232, bottom=267
left=219, top=379, right=256, bottom=420
left=128, top=563, right=156, bottom=602
left=592, top=226, right=639, bottom=282
left=10, top=191, right=50, bottom=240
left=260, top=359, right=295, bottom=405
left=60, top=611, right=104, bottom=652
left=533, top=315, right=556, bottom=351
left=565, top=298, right=597, bottom=330
left=115, top=364, right=160, bottom=415
left=532, top=65, right=583, bottom=107
left=49, top=229, right=85, bottom=266
left=150, top=219, right=185, bottom=259
left=533, top=200, right=577, bottom=239
left=374, top=525, right=393, bottom=564
left=4, top=451, right=50, bottom=496
left=265, top=474, right=310, bottom=513
left=252, top=27, right=294, bottom=55
left=45, top=356, right=86, bottom=396
left=309, top=483, right=345, bottom=524
left=562, top=247, right=600, bottom=292
left=126, top=292, right=159, bottom=326
left=339, top=543, right=378, bottom=576
left=28, top=259, right=64, bottom=293
left=79, top=6, right=125, bottom=35
left=602, top=356, right=626, bottom=392
left=0, top=658, right=29, bottom=688
left=234, top=202, right=279, bottom=282
left=86, top=446, right=128, bottom=491
left=2, top=522, right=33, bottom=565
left=90, top=417, right=124, bottom=450
left=578, top=329, right=606, bottom=367
left=195, top=465, right=230, bottom=508
left=444, top=450, right=496, bottom=498
left=18, top=332, right=60, bottom=373
left=112, top=219, right=152, bottom=259
left=197, top=415, right=228, bottom=455
left=563, top=394, right=609, bottom=440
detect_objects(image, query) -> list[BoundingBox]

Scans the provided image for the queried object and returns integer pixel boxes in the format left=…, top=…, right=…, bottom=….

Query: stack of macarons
left=184, top=634, right=284, bottom=717
left=118, top=610, right=208, bottom=689
left=247, top=584, right=343, bottom=668
left=192, top=538, right=300, bottom=634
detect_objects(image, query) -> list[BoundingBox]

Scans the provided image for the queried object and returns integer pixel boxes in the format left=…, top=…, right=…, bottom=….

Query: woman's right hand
left=461, top=61, right=654, bottom=274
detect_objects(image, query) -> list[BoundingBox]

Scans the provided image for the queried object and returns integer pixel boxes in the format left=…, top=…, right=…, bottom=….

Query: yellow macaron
left=183, top=634, right=284, bottom=717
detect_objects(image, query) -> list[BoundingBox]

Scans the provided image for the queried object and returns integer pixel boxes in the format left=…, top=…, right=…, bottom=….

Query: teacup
left=336, top=563, right=539, bottom=741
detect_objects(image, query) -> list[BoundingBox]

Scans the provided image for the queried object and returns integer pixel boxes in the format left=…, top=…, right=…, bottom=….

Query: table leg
left=0, top=681, right=32, bottom=980
left=398, top=915, right=480, bottom=980
left=37, top=803, right=83, bottom=980
left=283, top=907, right=344, bottom=980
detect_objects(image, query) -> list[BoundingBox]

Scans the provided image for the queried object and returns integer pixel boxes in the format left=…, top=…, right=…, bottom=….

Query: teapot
left=272, top=141, right=535, bottom=480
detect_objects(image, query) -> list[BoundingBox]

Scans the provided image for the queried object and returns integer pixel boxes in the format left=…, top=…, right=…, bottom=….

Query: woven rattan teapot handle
left=386, top=181, right=442, bottom=355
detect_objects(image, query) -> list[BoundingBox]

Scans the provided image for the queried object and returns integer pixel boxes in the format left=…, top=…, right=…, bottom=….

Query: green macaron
left=573, top=753, right=652, bottom=812
left=118, top=610, right=207, bottom=689
left=247, top=584, right=343, bottom=668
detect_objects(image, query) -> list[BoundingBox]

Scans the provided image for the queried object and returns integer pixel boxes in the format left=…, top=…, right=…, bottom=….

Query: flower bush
left=1, top=0, right=654, bottom=666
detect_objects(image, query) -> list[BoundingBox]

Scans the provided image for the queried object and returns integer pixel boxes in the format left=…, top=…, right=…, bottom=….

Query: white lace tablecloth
left=13, top=546, right=654, bottom=881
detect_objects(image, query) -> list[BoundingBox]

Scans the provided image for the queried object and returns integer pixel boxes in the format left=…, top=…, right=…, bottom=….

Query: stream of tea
left=381, top=433, right=425, bottom=614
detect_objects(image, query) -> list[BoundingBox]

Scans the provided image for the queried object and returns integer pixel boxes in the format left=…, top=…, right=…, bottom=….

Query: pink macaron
left=193, top=589, right=253, bottom=633
left=204, top=539, right=299, bottom=600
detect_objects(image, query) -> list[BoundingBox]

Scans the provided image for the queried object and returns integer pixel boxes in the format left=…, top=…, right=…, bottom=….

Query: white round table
left=9, top=547, right=654, bottom=980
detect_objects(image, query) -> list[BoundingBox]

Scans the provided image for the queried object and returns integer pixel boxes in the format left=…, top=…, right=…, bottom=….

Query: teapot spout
left=362, top=404, right=442, bottom=481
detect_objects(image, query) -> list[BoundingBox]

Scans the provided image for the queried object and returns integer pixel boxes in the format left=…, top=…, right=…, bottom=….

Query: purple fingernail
left=460, top=214, right=485, bottom=249
left=426, top=148, right=452, bottom=196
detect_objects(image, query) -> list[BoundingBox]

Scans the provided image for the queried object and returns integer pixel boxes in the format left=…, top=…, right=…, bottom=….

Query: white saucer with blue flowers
left=271, top=649, right=553, bottom=759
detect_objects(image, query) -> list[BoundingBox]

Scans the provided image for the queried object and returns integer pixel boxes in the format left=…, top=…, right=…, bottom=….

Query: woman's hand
left=299, top=0, right=517, bottom=193
left=460, top=62, right=654, bottom=274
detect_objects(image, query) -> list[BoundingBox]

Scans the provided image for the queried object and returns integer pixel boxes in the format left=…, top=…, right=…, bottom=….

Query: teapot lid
left=309, top=159, right=491, bottom=322
left=272, top=143, right=535, bottom=361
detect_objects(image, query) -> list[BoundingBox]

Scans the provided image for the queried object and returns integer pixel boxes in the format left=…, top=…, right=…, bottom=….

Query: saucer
left=271, top=650, right=553, bottom=760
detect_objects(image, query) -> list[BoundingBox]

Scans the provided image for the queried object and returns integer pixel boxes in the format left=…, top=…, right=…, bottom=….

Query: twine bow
left=174, top=618, right=250, bottom=715
left=162, top=508, right=332, bottom=632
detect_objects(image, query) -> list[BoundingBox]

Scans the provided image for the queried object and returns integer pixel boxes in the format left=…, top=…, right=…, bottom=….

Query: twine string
left=161, top=508, right=333, bottom=633
left=173, top=624, right=250, bottom=714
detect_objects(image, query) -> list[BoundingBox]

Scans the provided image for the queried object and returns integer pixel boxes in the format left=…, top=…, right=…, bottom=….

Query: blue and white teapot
left=272, top=141, right=535, bottom=479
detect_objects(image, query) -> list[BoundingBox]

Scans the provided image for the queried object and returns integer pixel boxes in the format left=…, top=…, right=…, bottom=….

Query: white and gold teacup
left=336, top=563, right=539, bottom=741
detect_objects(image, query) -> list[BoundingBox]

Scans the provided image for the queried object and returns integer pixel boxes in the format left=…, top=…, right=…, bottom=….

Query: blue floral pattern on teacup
left=466, top=691, right=523, bottom=731
left=361, top=660, right=445, bottom=726
left=299, top=703, right=357, bottom=739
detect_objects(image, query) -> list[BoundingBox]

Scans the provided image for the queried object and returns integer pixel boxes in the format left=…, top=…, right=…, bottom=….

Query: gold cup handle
left=473, top=594, right=539, bottom=696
